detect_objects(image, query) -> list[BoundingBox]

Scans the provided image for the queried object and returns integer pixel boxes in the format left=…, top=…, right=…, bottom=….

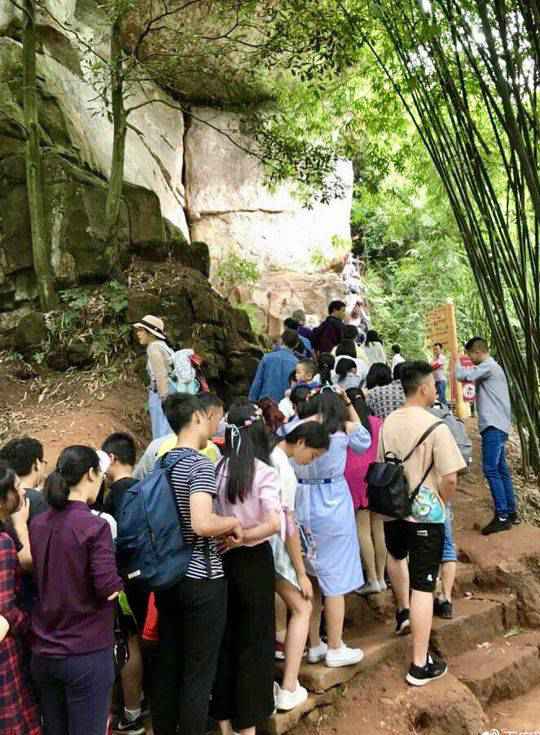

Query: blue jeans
left=149, top=389, right=173, bottom=439
left=481, top=427, right=516, bottom=517
left=435, top=380, right=448, bottom=406
left=442, top=504, right=457, bottom=563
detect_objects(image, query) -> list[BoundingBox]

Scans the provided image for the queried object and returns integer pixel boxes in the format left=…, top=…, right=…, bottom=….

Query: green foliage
left=214, top=252, right=261, bottom=297
left=353, top=146, right=489, bottom=358
left=310, top=248, right=331, bottom=270
left=43, top=281, right=130, bottom=366
left=236, top=303, right=265, bottom=336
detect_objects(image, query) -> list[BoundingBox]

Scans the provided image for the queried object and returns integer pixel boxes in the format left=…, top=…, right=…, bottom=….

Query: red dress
left=344, top=416, right=383, bottom=510
left=0, top=529, right=41, bottom=735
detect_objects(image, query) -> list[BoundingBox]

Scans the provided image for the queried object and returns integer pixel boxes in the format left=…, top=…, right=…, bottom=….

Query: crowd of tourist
left=0, top=297, right=521, bottom=735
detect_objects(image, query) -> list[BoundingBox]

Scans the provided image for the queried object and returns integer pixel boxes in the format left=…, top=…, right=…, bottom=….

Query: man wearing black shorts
left=379, top=362, right=465, bottom=686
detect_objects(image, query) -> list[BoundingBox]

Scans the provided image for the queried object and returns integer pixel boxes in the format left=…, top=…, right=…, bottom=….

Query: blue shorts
left=442, top=504, right=457, bottom=563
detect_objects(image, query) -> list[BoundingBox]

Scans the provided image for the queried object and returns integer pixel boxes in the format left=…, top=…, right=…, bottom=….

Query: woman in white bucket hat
left=133, top=315, right=175, bottom=439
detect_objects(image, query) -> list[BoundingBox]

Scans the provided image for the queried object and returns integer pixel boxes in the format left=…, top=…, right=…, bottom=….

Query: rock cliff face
left=184, top=109, right=354, bottom=273
left=0, top=1, right=353, bottom=286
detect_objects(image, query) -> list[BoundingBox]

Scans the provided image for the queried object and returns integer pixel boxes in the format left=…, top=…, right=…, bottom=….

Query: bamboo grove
left=328, top=0, right=540, bottom=473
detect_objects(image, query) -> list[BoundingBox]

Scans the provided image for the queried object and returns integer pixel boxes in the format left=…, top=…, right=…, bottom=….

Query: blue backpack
left=116, top=451, right=193, bottom=591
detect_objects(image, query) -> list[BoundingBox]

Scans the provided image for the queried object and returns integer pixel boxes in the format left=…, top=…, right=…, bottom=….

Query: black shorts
left=384, top=520, right=444, bottom=593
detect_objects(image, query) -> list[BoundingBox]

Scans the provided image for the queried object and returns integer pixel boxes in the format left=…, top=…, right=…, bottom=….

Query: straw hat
left=133, top=315, right=166, bottom=340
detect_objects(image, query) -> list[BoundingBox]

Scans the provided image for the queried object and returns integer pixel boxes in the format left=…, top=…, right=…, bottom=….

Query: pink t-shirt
left=344, top=416, right=383, bottom=510
left=216, top=459, right=283, bottom=546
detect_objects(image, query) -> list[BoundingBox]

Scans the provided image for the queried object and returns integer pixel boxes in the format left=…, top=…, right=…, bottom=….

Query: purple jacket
left=30, top=501, right=122, bottom=656
left=312, top=316, right=344, bottom=354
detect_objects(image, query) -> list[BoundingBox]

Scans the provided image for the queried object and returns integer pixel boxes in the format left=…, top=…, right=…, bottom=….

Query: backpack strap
left=407, top=420, right=445, bottom=505
left=380, top=419, right=443, bottom=461
left=163, top=449, right=213, bottom=577
left=402, top=421, right=445, bottom=462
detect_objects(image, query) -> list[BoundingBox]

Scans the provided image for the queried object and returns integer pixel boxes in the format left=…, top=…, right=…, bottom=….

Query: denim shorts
left=442, top=504, right=457, bottom=563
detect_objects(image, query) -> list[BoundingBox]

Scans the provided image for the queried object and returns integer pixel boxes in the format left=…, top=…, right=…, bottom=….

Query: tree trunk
left=23, top=0, right=57, bottom=310
left=104, top=16, right=127, bottom=264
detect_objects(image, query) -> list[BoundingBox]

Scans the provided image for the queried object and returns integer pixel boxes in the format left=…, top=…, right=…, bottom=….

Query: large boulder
left=128, top=258, right=262, bottom=399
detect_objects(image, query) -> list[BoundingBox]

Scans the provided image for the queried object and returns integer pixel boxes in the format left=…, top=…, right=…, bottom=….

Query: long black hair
left=346, top=388, right=373, bottom=436
left=317, top=353, right=335, bottom=386
left=335, top=357, right=356, bottom=381
left=290, top=384, right=311, bottom=411
left=366, top=329, right=383, bottom=346
left=284, top=421, right=330, bottom=451
left=0, top=460, right=19, bottom=510
left=219, top=402, right=272, bottom=504
left=44, top=446, right=100, bottom=511
left=298, top=389, right=347, bottom=434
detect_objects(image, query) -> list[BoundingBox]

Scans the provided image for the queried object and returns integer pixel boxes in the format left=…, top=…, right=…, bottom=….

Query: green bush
left=214, top=252, right=260, bottom=297
left=43, top=281, right=130, bottom=366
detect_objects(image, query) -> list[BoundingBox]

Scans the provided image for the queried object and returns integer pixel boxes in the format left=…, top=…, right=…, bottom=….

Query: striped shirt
left=168, top=448, right=224, bottom=580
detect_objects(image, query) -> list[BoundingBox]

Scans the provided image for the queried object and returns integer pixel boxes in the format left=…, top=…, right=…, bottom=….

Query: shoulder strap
left=407, top=420, right=445, bottom=505
left=403, top=420, right=445, bottom=462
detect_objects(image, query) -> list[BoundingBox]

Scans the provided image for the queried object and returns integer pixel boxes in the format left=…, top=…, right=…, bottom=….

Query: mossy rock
left=14, top=312, right=48, bottom=353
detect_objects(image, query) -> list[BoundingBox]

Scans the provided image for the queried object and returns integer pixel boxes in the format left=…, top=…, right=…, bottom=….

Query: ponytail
left=45, top=472, right=70, bottom=510
left=45, top=445, right=100, bottom=511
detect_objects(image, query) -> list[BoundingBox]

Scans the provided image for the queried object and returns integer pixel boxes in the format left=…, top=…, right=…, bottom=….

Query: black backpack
left=366, top=421, right=444, bottom=519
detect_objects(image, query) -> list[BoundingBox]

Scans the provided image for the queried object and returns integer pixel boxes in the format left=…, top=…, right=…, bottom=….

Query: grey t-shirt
left=455, top=356, right=512, bottom=434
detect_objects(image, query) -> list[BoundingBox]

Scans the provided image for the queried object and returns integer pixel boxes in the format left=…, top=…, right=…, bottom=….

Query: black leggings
left=211, top=542, right=276, bottom=730
left=153, top=576, right=227, bottom=735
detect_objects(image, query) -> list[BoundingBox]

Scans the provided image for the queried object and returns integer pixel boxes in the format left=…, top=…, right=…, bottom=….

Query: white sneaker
left=275, top=682, right=309, bottom=711
left=307, top=641, right=328, bottom=663
left=379, top=579, right=388, bottom=592
left=325, top=643, right=364, bottom=668
left=355, top=580, right=381, bottom=596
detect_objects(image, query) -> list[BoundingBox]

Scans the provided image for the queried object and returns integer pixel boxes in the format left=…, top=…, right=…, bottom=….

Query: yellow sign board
left=426, top=302, right=467, bottom=419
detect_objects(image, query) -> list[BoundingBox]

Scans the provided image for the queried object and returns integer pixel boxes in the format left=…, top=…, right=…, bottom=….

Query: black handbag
left=366, top=421, right=444, bottom=519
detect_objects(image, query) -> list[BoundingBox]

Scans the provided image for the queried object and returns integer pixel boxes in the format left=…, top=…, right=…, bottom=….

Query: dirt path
left=0, top=355, right=149, bottom=463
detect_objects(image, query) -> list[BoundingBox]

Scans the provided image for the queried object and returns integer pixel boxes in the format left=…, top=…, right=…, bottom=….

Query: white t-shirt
left=365, top=342, right=387, bottom=366
left=433, top=354, right=447, bottom=382
left=279, top=396, right=295, bottom=419
left=391, top=353, right=405, bottom=371
left=271, top=446, right=298, bottom=510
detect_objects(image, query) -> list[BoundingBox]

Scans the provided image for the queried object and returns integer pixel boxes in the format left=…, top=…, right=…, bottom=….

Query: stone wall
left=0, top=1, right=353, bottom=291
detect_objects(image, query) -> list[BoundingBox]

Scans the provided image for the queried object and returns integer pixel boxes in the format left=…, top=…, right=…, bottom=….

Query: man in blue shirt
left=455, top=337, right=519, bottom=536
left=249, top=329, right=299, bottom=403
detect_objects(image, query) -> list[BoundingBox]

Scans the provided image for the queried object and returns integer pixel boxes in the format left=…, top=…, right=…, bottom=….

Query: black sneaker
left=433, top=598, right=453, bottom=619
left=481, top=516, right=511, bottom=535
left=112, top=715, right=145, bottom=735
left=395, top=608, right=411, bottom=636
left=406, top=654, right=448, bottom=687
left=509, top=512, right=522, bottom=526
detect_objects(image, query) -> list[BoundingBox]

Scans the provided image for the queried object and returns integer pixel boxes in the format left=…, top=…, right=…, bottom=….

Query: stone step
left=266, top=594, right=517, bottom=735
left=345, top=562, right=478, bottom=629
left=295, top=628, right=408, bottom=695
left=450, top=630, right=540, bottom=707
left=487, top=681, right=540, bottom=732
left=430, top=594, right=517, bottom=657
left=260, top=690, right=340, bottom=735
